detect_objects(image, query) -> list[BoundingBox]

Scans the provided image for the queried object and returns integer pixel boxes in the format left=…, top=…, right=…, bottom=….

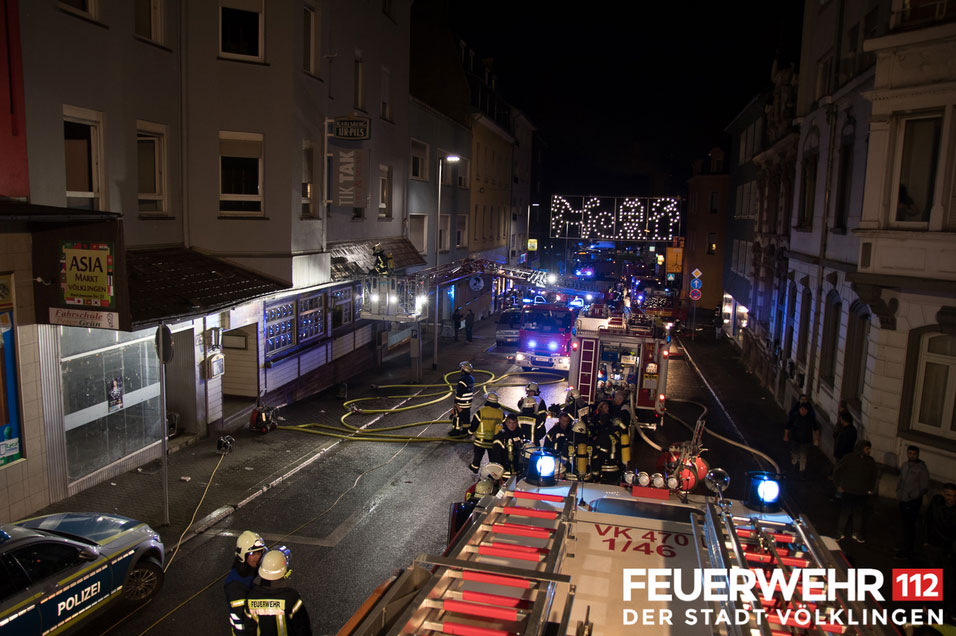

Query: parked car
left=496, top=309, right=522, bottom=346
left=0, top=512, right=165, bottom=635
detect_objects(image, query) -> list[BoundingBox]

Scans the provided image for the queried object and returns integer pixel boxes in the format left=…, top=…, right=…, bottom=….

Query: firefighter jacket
left=591, top=415, right=624, bottom=465
left=225, top=560, right=257, bottom=635
left=517, top=415, right=546, bottom=445
left=373, top=249, right=393, bottom=275
left=565, top=397, right=590, bottom=421
left=245, top=581, right=312, bottom=636
left=490, top=426, right=528, bottom=474
left=470, top=405, right=503, bottom=448
left=544, top=424, right=572, bottom=460
left=456, top=372, right=476, bottom=410
left=519, top=395, right=547, bottom=418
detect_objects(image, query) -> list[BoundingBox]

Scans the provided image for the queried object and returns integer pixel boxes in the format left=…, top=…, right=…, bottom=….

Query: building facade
left=685, top=148, right=731, bottom=313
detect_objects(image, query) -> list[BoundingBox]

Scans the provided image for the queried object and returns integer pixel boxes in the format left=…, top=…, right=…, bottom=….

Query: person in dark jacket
left=245, top=549, right=311, bottom=636
left=832, top=411, right=857, bottom=462
left=225, top=530, right=267, bottom=635
left=452, top=307, right=463, bottom=342
left=450, top=361, right=475, bottom=438
left=920, top=483, right=956, bottom=621
left=833, top=440, right=878, bottom=543
left=783, top=401, right=819, bottom=476
left=896, top=445, right=929, bottom=558
left=490, top=413, right=528, bottom=478
left=464, top=309, right=475, bottom=342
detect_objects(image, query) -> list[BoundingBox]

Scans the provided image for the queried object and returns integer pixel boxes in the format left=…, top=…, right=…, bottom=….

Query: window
left=265, top=301, right=296, bottom=355
left=219, top=131, right=263, bottom=215
left=815, top=54, right=833, bottom=101
left=331, top=287, right=354, bottom=330
left=456, top=158, right=470, bottom=188
left=910, top=333, right=956, bottom=440
left=796, top=287, right=812, bottom=365
left=297, top=293, right=325, bottom=343
left=59, top=0, right=97, bottom=19
left=12, top=543, right=83, bottom=583
left=409, top=214, right=426, bottom=253
left=135, top=0, right=163, bottom=43
left=841, top=302, right=870, bottom=409
left=894, top=115, right=941, bottom=224
left=819, top=290, right=842, bottom=386
left=735, top=185, right=743, bottom=219
left=834, top=141, right=853, bottom=231
left=220, top=0, right=263, bottom=61
left=798, top=153, right=818, bottom=228
left=354, top=56, right=365, bottom=110
left=439, top=214, right=450, bottom=251
left=302, top=141, right=314, bottom=217
left=64, top=106, right=104, bottom=211
left=378, top=164, right=392, bottom=218
left=380, top=68, right=391, bottom=120
left=410, top=140, right=428, bottom=180
left=303, top=5, right=320, bottom=74
left=456, top=214, right=468, bottom=247
left=784, top=281, right=797, bottom=360
left=707, top=233, right=717, bottom=255
left=709, top=191, right=719, bottom=214
left=137, top=121, right=167, bottom=214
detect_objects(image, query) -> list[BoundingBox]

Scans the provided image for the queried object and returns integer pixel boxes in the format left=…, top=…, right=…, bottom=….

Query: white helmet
left=460, top=361, right=473, bottom=373
left=235, top=530, right=266, bottom=561
left=520, top=396, right=538, bottom=410
left=485, top=392, right=499, bottom=405
left=259, top=549, right=290, bottom=581
left=567, top=388, right=581, bottom=399
left=572, top=420, right=587, bottom=434
left=526, top=382, right=539, bottom=395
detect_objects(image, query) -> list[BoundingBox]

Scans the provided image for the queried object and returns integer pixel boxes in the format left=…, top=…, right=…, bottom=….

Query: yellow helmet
left=259, top=549, right=290, bottom=581
left=235, top=531, right=266, bottom=561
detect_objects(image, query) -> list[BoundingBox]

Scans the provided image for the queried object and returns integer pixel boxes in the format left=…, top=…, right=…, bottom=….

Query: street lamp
left=433, top=154, right=460, bottom=369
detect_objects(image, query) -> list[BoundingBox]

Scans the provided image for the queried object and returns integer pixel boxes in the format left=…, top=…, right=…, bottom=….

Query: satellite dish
left=469, top=275, right=484, bottom=291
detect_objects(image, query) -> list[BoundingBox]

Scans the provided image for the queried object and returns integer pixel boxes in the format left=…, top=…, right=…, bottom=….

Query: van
left=495, top=309, right=522, bottom=346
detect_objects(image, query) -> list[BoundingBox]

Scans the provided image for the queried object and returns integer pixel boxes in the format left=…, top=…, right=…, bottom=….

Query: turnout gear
left=226, top=531, right=267, bottom=635
left=490, top=417, right=528, bottom=478
left=469, top=402, right=504, bottom=473
left=372, top=243, right=393, bottom=275
left=244, top=550, right=312, bottom=636
left=517, top=413, right=546, bottom=446
left=484, top=392, right=499, bottom=405
left=450, top=364, right=476, bottom=437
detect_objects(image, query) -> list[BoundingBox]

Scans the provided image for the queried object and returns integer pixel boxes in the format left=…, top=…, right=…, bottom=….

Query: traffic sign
left=692, top=268, right=702, bottom=278
left=689, top=289, right=702, bottom=301
left=690, top=278, right=702, bottom=290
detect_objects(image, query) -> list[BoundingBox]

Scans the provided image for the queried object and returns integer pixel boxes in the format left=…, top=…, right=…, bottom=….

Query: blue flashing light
left=535, top=454, right=556, bottom=479
left=744, top=471, right=784, bottom=512
left=522, top=298, right=532, bottom=304
left=548, top=341, right=558, bottom=351
left=528, top=339, right=538, bottom=349
left=757, top=479, right=780, bottom=504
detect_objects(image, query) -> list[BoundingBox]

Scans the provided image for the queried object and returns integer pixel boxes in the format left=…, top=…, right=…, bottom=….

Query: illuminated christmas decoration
left=549, top=195, right=681, bottom=241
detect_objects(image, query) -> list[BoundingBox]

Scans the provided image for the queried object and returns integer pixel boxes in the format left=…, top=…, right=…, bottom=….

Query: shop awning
left=127, top=248, right=290, bottom=328
left=326, top=237, right=426, bottom=282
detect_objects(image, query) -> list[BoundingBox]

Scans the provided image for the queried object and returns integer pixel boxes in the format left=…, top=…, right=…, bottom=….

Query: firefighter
left=469, top=392, right=504, bottom=473
left=245, top=549, right=312, bottom=636
left=544, top=412, right=575, bottom=474
left=610, top=389, right=632, bottom=429
left=517, top=395, right=547, bottom=446
left=490, top=413, right=528, bottom=478
left=564, top=388, right=590, bottom=422
left=225, top=530, right=267, bottom=635
left=371, top=243, right=393, bottom=275
left=450, top=361, right=475, bottom=437
left=589, top=401, right=626, bottom=483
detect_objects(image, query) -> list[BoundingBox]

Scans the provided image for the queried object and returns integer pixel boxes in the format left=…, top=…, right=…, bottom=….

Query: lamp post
left=433, top=154, right=459, bottom=369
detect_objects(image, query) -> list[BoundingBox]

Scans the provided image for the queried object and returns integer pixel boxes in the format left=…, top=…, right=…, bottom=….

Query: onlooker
left=832, top=411, right=857, bottom=463
left=452, top=307, right=463, bottom=342
left=784, top=399, right=819, bottom=476
left=896, top=445, right=929, bottom=559
left=921, top=483, right=956, bottom=621
left=833, top=440, right=878, bottom=543
left=464, top=309, right=475, bottom=342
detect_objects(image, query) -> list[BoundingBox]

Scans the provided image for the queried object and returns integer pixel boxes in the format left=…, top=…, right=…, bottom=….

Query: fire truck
left=568, top=309, right=669, bottom=429
left=514, top=304, right=575, bottom=372
left=338, top=463, right=904, bottom=636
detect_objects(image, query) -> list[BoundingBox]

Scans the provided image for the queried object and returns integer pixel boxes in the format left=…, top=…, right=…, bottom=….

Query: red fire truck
left=568, top=310, right=669, bottom=429
left=514, top=304, right=575, bottom=372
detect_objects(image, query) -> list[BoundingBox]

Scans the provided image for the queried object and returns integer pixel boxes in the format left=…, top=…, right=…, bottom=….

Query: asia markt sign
left=59, top=241, right=114, bottom=308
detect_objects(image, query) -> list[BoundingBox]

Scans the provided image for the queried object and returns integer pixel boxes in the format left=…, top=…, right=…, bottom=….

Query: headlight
left=516, top=353, right=525, bottom=361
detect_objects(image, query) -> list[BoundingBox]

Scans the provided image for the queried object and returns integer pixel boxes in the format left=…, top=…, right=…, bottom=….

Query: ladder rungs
left=421, top=620, right=515, bottom=636
left=439, top=599, right=522, bottom=622
left=460, top=571, right=535, bottom=589
left=489, top=524, right=552, bottom=539
left=476, top=545, right=544, bottom=562
left=500, top=506, right=558, bottom=520
left=458, top=590, right=532, bottom=609
left=510, top=490, right=566, bottom=503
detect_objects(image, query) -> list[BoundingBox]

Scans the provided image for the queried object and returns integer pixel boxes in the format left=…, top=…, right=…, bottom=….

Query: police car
left=0, top=512, right=165, bottom=635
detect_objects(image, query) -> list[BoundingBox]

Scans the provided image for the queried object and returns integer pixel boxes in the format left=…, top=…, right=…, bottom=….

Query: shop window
left=265, top=301, right=296, bottom=355
left=331, top=288, right=354, bottom=330
left=297, top=292, right=325, bottom=343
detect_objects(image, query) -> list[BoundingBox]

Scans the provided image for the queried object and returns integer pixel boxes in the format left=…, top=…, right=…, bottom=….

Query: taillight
left=662, top=349, right=669, bottom=358
left=571, top=341, right=579, bottom=350
left=659, top=394, right=666, bottom=402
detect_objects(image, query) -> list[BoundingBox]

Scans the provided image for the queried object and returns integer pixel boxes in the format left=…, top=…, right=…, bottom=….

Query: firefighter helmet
left=520, top=396, right=538, bottom=411
left=567, top=388, right=581, bottom=399
left=235, top=531, right=266, bottom=561
left=485, top=392, right=499, bottom=405
left=572, top=420, right=587, bottom=434
left=475, top=478, right=495, bottom=496
left=459, top=361, right=473, bottom=373
left=526, top=382, right=540, bottom=395
left=259, top=549, right=290, bottom=581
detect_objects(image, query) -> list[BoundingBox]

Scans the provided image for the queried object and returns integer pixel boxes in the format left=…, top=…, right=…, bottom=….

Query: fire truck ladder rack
left=354, top=484, right=581, bottom=636
left=696, top=501, right=885, bottom=636
left=359, top=259, right=549, bottom=322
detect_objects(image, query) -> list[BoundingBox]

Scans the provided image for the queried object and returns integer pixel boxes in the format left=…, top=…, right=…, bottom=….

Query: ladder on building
left=362, top=485, right=581, bottom=636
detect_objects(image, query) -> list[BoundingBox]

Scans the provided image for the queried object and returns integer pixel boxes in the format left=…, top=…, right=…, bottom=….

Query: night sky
left=447, top=1, right=805, bottom=196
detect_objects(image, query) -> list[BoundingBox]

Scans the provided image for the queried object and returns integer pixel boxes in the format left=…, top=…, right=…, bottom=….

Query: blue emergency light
left=525, top=450, right=558, bottom=487
left=744, top=471, right=784, bottom=512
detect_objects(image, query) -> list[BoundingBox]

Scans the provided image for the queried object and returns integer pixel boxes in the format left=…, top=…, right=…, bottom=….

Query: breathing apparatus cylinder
left=620, top=429, right=631, bottom=466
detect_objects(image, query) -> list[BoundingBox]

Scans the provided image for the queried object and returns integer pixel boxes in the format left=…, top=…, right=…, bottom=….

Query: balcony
left=890, top=0, right=956, bottom=31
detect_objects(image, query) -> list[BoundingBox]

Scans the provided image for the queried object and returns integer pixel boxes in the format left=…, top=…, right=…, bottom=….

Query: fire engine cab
left=568, top=309, right=669, bottom=429
left=514, top=304, right=575, bottom=372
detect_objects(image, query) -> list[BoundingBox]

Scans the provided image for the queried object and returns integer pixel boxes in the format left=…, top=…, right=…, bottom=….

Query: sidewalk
left=677, top=333, right=905, bottom=577
left=30, top=314, right=501, bottom=548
